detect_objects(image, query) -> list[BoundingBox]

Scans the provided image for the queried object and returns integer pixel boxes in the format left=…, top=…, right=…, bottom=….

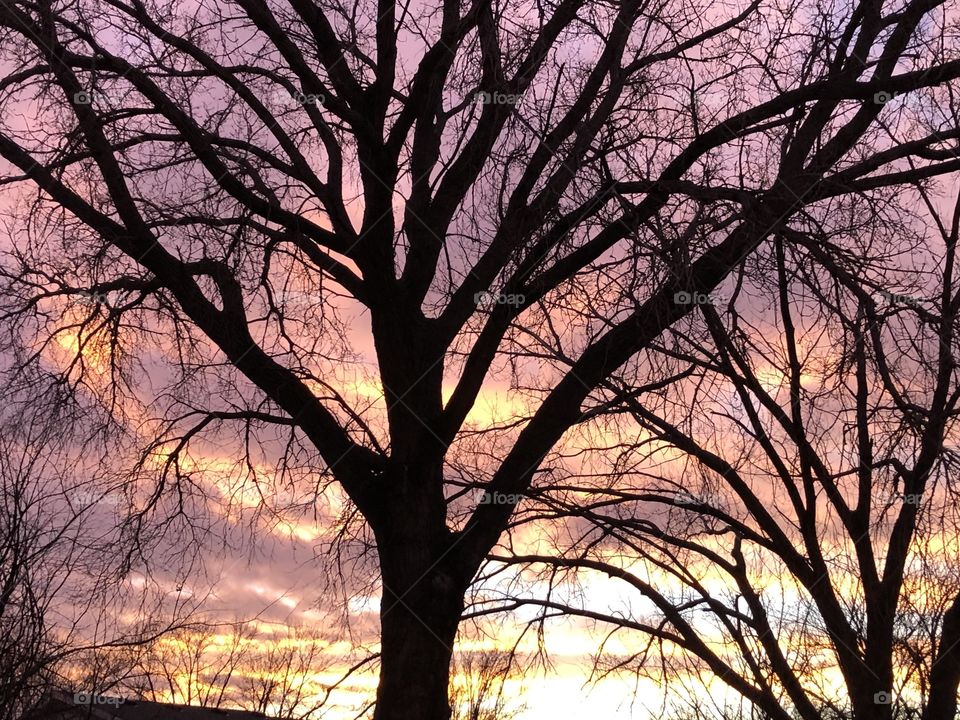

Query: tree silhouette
left=483, top=185, right=960, bottom=720
left=0, top=376, right=189, bottom=719
left=2, top=0, right=960, bottom=716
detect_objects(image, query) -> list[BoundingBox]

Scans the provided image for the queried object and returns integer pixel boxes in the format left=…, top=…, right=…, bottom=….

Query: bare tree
left=482, top=183, right=960, bottom=720
left=449, top=648, right=524, bottom=720
left=70, top=619, right=373, bottom=718
left=118, top=623, right=253, bottom=707
left=3, top=0, right=960, bottom=716
left=237, top=624, right=342, bottom=720
left=0, top=424, right=65, bottom=720
left=0, top=365, right=210, bottom=717
left=0, top=380, right=144, bottom=720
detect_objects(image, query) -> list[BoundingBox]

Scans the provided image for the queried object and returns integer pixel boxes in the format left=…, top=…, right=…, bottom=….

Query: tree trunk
left=373, top=582, right=461, bottom=720
left=370, top=470, right=467, bottom=720
left=922, top=595, right=960, bottom=720
left=373, top=558, right=463, bottom=720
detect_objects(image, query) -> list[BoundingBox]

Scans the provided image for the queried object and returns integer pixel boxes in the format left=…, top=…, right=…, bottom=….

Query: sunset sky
left=3, top=0, right=960, bottom=718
